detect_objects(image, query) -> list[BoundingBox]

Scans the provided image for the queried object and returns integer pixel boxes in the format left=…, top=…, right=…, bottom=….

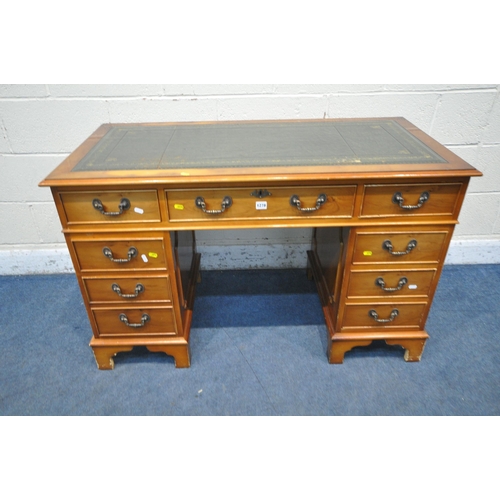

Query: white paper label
left=408, top=284, right=418, bottom=290
left=141, top=254, right=148, bottom=263
left=134, top=207, right=144, bottom=214
left=256, top=201, right=267, bottom=210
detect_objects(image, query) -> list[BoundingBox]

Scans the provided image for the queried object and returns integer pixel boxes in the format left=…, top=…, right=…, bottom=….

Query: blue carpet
left=0, top=265, right=499, bottom=415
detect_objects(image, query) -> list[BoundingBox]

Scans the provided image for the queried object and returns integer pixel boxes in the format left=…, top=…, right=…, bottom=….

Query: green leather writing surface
left=73, top=120, right=446, bottom=172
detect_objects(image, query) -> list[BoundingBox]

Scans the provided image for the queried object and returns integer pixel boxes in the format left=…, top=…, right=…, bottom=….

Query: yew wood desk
left=39, top=118, right=481, bottom=369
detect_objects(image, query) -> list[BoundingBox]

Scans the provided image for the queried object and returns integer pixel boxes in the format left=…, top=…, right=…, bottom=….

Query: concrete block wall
left=1, top=84, right=499, bottom=274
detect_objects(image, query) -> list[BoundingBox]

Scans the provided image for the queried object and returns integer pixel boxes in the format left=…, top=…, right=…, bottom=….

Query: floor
left=1, top=265, right=499, bottom=415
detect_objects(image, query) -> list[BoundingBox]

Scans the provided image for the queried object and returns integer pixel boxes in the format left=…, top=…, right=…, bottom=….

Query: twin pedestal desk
left=39, top=118, right=481, bottom=369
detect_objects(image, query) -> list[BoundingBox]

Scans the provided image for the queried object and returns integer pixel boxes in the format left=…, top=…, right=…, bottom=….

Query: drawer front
left=60, top=190, right=161, bottom=224
left=93, top=307, right=177, bottom=337
left=72, top=238, right=167, bottom=272
left=352, top=230, right=449, bottom=265
left=83, top=276, right=172, bottom=304
left=166, top=185, right=356, bottom=222
left=342, top=303, right=427, bottom=329
left=347, top=269, right=436, bottom=299
left=360, top=183, right=462, bottom=218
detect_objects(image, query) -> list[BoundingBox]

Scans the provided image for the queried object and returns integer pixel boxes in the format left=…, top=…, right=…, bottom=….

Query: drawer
left=72, top=238, right=167, bottom=272
left=166, top=185, right=356, bottom=222
left=341, top=302, right=428, bottom=329
left=59, top=190, right=161, bottom=224
left=352, top=230, right=450, bottom=265
left=347, top=269, right=436, bottom=299
left=83, top=276, right=172, bottom=304
left=360, top=183, right=462, bottom=218
left=92, top=307, right=177, bottom=337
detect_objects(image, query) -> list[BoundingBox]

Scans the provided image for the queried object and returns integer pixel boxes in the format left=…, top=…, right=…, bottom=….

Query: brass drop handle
left=112, top=283, right=145, bottom=298
left=375, top=277, right=408, bottom=292
left=369, top=309, right=399, bottom=323
left=382, top=239, right=417, bottom=256
left=102, top=246, right=138, bottom=263
left=93, top=197, right=131, bottom=216
left=195, top=196, right=232, bottom=214
left=392, top=191, right=429, bottom=210
left=290, top=193, right=327, bottom=212
left=119, top=313, right=150, bottom=328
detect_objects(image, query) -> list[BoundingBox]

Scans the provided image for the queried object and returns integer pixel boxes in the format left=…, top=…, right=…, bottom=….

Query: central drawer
left=166, top=185, right=356, bottom=222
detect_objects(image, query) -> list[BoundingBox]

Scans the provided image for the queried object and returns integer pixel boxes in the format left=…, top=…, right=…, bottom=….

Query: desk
left=40, top=118, right=481, bottom=369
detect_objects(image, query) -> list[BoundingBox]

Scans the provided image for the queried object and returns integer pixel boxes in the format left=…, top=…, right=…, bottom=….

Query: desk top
left=73, top=119, right=445, bottom=171
left=40, top=118, right=481, bottom=187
